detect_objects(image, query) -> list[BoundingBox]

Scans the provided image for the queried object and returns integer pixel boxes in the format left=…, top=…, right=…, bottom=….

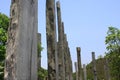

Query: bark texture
left=46, top=0, right=58, bottom=80
left=77, top=47, right=82, bottom=80
left=5, top=0, right=38, bottom=80
left=92, top=52, right=97, bottom=80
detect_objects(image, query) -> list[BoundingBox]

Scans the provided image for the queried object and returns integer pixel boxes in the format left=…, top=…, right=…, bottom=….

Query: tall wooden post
left=46, top=0, right=58, bottom=80
left=68, top=47, right=73, bottom=80
left=62, top=24, right=69, bottom=80
left=5, top=0, right=38, bottom=80
left=104, top=58, right=111, bottom=80
left=75, top=62, right=78, bottom=80
left=92, top=52, right=97, bottom=80
left=63, top=33, right=73, bottom=80
left=64, top=34, right=69, bottom=80
left=77, top=47, right=82, bottom=80
left=83, top=64, right=87, bottom=80
left=56, top=1, right=65, bottom=80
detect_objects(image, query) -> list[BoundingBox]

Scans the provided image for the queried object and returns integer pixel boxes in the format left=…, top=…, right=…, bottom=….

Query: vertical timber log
left=56, top=1, right=65, bottom=80
left=63, top=34, right=69, bottom=80
left=62, top=24, right=69, bottom=80
left=92, top=52, right=97, bottom=80
left=46, top=0, right=58, bottom=80
left=5, top=0, right=38, bottom=80
left=104, top=65, right=107, bottom=80
left=64, top=34, right=69, bottom=80
left=104, top=58, right=111, bottom=80
left=76, top=47, right=82, bottom=80
left=70, top=56, right=73, bottom=80
left=75, top=62, right=78, bottom=80
left=64, top=33, right=73, bottom=80
left=83, top=64, right=87, bottom=80
left=68, top=47, right=73, bottom=80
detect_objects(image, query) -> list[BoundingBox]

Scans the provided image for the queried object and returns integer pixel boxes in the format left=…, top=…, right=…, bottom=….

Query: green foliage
left=0, top=64, right=4, bottom=80
left=72, top=69, right=84, bottom=80
left=97, top=55, right=103, bottom=59
left=37, top=43, right=43, bottom=57
left=37, top=41, right=44, bottom=79
left=0, top=13, right=9, bottom=31
left=86, top=57, right=106, bottom=80
left=105, top=27, right=120, bottom=51
left=0, top=13, right=9, bottom=80
left=72, top=72, right=76, bottom=80
left=86, top=62, right=94, bottom=80
left=105, top=26, right=120, bottom=80
left=38, top=67, right=48, bottom=80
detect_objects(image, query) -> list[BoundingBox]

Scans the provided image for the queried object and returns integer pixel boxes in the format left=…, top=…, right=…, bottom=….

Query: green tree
left=105, top=26, right=120, bottom=80
left=37, top=43, right=45, bottom=80
left=0, top=13, right=9, bottom=80
left=72, top=72, right=76, bottom=80
left=86, top=58, right=106, bottom=80
left=38, top=67, right=48, bottom=80
left=37, top=43, right=43, bottom=57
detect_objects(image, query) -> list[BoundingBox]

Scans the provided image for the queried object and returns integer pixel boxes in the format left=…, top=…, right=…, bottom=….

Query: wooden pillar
left=75, top=62, right=78, bottom=80
left=64, top=33, right=73, bottom=80
left=56, top=1, right=65, bottom=80
left=76, top=47, right=82, bottom=80
left=5, top=0, right=38, bottom=80
left=92, top=52, right=97, bottom=80
left=83, top=64, right=87, bottom=80
left=104, top=58, right=111, bottom=80
left=64, top=34, right=69, bottom=80
left=68, top=47, right=73, bottom=80
left=46, top=0, right=58, bottom=80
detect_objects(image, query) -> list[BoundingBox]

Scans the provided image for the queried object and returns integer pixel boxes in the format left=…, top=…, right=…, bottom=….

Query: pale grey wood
left=104, top=58, right=111, bottom=80
left=75, top=62, right=78, bottom=80
left=77, top=47, right=82, bottom=80
left=92, top=52, right=97, bottom=80
left=56, top=1, right=65, bottom=80
left=5, top=0, right=38, bottom=80
left=83, top=64, right=87, bottom=80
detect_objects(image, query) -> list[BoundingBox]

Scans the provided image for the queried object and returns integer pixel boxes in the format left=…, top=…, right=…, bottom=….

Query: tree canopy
left=0, top=13, right=9, bottom=80
left=105, top=26, right=120, bottom=80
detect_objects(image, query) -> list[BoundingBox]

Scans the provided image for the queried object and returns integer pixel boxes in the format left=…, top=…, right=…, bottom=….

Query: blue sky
left=1, top=0, right=120, bottom=72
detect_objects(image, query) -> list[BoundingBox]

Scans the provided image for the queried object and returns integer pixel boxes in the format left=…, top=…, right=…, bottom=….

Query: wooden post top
left=76, top=47, right=81, bottom=52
